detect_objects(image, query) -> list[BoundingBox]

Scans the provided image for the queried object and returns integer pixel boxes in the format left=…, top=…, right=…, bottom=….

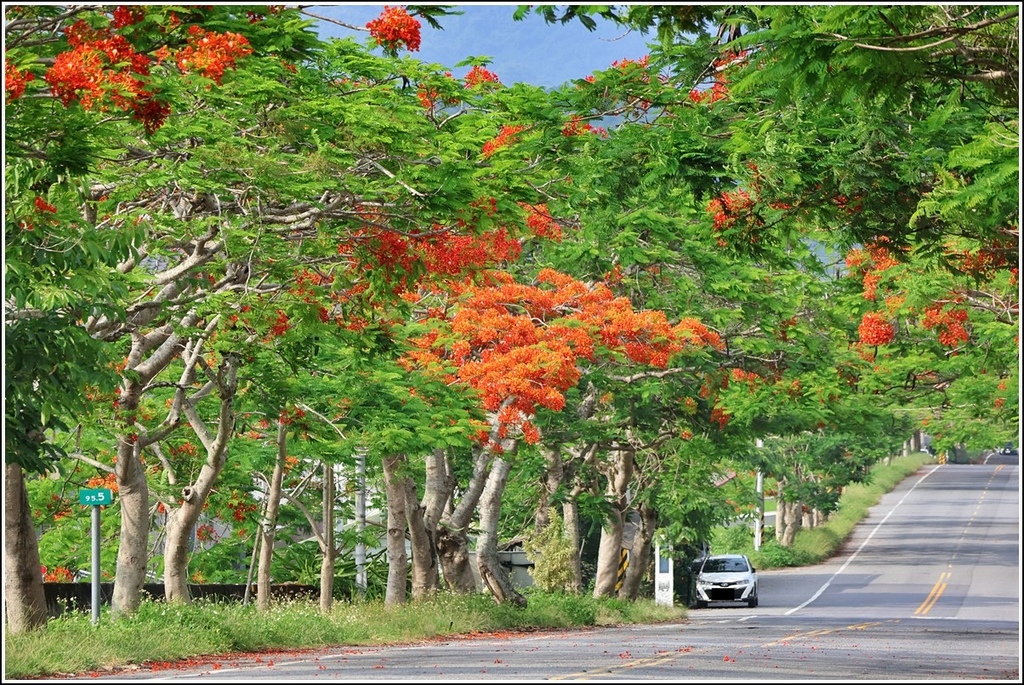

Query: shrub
left=523, top=510, right=577, bottom=592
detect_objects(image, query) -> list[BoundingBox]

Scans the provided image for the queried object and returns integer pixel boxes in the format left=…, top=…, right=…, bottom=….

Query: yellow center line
left=552, top=621, right=898, bottom=679
left=763, top=621, right=884, bottom=646
left=914, top=571, right=951, bottom=615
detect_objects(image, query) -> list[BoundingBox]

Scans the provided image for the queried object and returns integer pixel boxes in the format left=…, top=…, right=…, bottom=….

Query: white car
left=693, top=554, right=759, bottom=608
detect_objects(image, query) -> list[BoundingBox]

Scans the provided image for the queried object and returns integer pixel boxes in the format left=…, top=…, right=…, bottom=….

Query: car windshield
left=701, top=558, right=749, bottom=573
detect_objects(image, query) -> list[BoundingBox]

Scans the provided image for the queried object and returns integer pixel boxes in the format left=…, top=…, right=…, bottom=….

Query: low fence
left=42, top=583, right=319, bottom=617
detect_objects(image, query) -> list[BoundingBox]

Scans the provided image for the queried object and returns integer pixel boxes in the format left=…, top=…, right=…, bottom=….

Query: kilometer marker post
left=78, top=487, right=112, bottom=624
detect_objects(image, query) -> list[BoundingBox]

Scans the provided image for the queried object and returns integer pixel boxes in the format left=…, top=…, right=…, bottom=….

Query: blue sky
left=307, top=4, right=656, bottom=89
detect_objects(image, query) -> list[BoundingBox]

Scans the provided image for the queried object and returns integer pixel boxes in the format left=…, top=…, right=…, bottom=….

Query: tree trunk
left=436, top=525, right=476, bottom=592
left=382, top=454, right=409, bottom=606
left=163, top=355, right=238, bottom=604
left=437, top=445, right=494, bottom=592
left=779, top=499, right=802, bottom=547
left=619, top=500, right=657, bottom=600
left=593, top=445, right=633, bottom=598
left=476, top=457, right=526, bottom=607
left=257, top=419, right=288, bottom=611
left=535, top=444, right=564, bottom=532
left=562, top=445, right=597, bottom=594
left=407, top=449, right=449, bottom=599
left=163, top=500, right=196, bottom=603
left=112, top=431, right=150, bottom=617
left=320, top=460, right=335, bottom=615
left=4, top=463, right=48, bottom=632
left=774, top=478, right=788, bottom=543
left=594, top=508, right=625, bottom=597
left=561, top=496, right=583, bottom=593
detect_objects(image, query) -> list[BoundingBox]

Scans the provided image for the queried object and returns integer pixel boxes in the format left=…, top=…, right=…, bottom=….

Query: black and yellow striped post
left=615, top=548, right=629, bottom=591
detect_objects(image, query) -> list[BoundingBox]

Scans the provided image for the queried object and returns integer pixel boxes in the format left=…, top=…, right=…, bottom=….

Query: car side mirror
left=750, top=566, right=756, bottom=572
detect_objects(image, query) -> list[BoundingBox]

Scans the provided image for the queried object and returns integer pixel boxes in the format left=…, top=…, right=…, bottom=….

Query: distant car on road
left=999, top=443, right=1017, bottom=456
left=693, top=554, right=759, bottom=608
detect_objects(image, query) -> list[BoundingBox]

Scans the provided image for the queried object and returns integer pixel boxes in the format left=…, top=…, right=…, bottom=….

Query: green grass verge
left=4, top=591, right=686, bottom=679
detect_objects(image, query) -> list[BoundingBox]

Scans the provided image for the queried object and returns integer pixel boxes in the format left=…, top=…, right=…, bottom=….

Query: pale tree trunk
left=564, top=442, right=600, bottom=593
left=437, top=444, right=494, bottom=592
left=257, top=419, right=288, bottom=612
left=619, top=500, right=657, bottom=600
left=4, top=463, right=48, bottom=632
left=774, top=478, right=788, bottom=543
left=320, top=460, right=335, bottom=615
left=535, top=443, right=564, bottom=532
left=163, top=354, right=239, bottom=603
left=594, top=509, right=624, bottom=597
left=553, top=385, right=601, bottom=593
left=407, top=449, right=450, bottom=600
left=561, top=496, right=584, bottom=593
left=779, top=499, right=802, bottom=547
left=476, top=456, right=526, bottom=607
left=593, top=445, right=634, bottom=598
left=436, top=526, right=476, bottom=592
left=382, top=454, right=409, bottom=606
left=112, top=428, right=151, bottom=616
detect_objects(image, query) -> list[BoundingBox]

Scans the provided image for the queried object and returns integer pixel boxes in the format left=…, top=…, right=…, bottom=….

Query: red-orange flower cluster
left=47, top=29, right=150, bottom=107
left=858, top=311, right=895, bottom=346
left=464, top=65, right=500, bottom=87
left=709, top=405, right=730, bottom=429
left=922, top=304, right=969, bottom=347
left=402, top=268, right=722, bottom=448
left=42, top=565, right=76, bottom=583
left=111, top=5, right=146, bottom=29
left=5, top=59, right=35, bottom=101
left=482, top=124, right=525, bottom=157
left=562, top=115, right=606, bottom=137
left=34, top=197, right=57, bottom=213
left=367, top=5, right=421, bottom=53
left=520, top=203, right=564, bottom=241
left=845, top=240, right=901, bottom=301
left=951, top=239, right=1013, bottom=280
left=44, top=20, right=171, bottom=133
left=705, top=189, right=757, bottom=246
left=176, top=25, right=253, bottom=85
left=689, top=51, right=745, bottom=105
left=611, top=56, right=649, bottom=70
left=420, top=228, right=522, bottom=275
left=689, top=81, right=728, bottom=104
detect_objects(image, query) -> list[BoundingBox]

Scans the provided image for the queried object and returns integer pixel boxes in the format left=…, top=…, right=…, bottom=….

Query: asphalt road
left=62, top=454, right=1020, bottom=682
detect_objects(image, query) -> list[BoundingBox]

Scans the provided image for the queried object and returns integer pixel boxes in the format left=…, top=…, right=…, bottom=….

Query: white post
left=754, top=439, right=764, bottom=551
left=355, top=448, right=367, bottom=598
left=654, top=541, right=674, bottom=607
left=91, top=504, right=101, bottom=625
left=754, top=470, right=764, bottom=551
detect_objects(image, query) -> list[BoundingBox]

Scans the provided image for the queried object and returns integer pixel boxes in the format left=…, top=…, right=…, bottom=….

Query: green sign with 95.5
left=79, top=488, right=113, bottom=506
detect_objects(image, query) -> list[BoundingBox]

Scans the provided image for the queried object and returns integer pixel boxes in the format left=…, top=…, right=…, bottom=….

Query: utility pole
left=754, top=439, right=764, bottom=551
left=355, top=448, right=367, bottom=599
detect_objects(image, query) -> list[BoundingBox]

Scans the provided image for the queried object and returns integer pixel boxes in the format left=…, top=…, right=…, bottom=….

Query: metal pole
left=355, top=448, right=366, bottom=599
left=754, top=470, right=764, bottom=551
left=91, top=505, right=101, bottom=625
left=754, top=439, right=764, bottom=552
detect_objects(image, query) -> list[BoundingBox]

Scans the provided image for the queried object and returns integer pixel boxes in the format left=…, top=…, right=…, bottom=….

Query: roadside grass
left=3, top=591, right=686, bottom=679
